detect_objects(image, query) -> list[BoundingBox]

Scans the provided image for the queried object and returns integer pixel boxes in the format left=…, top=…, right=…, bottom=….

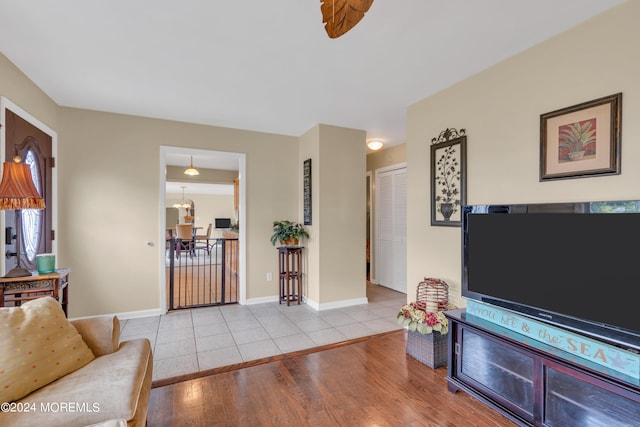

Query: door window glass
left=22, top=149, right=42, bottom=262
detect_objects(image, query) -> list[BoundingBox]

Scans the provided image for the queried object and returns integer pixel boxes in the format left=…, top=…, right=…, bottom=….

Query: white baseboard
left=305, top=297, right=368, bottom=311
left=69, top=295, right=369, bottom=320
left=245, top=295, right=280, bottom=305
left=69, top=308, right=163, bottom=321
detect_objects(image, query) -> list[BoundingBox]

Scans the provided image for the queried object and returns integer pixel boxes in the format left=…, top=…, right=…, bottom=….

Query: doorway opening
left=159, top=146, right=246, bottom=313
left=0, top=98, right=58, bottom=277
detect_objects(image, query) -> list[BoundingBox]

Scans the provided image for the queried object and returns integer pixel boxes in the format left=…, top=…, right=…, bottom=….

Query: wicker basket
left=406, top=330, right=448, bottom=368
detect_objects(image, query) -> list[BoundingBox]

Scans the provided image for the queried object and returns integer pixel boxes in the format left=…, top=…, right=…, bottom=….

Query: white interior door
left=376, top=165, right=407, bottom=293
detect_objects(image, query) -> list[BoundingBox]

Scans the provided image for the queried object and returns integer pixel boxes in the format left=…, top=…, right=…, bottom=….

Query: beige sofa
left=0, top=316, right=152, bottom=427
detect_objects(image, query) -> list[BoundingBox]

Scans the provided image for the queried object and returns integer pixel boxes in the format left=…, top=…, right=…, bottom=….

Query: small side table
left=278, top=246, right=303, bottom=306
left=0, top=268, right=71, bottom=316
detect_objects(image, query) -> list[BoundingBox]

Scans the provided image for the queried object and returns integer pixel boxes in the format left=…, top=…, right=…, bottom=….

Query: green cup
left=36, top=253, right=55, bottom=274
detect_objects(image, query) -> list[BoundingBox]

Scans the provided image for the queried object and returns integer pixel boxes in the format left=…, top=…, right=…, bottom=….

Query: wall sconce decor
left=430, top=128, right=467, bottom=227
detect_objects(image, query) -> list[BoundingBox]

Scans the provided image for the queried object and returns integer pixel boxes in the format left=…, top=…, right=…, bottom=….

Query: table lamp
left=0, top=156, right=45, bottom=277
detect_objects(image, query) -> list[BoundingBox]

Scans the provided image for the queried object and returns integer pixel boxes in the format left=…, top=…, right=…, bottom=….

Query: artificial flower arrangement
left=397, top=302, right=450, bottom=335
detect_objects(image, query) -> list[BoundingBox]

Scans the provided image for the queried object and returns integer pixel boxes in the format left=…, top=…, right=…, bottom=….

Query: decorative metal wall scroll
left=430, top=128, right=467, bottom=226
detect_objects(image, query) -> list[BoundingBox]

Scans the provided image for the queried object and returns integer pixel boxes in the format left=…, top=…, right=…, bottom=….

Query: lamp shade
left=172, top=186, right=191, bottom=208
left=0, top=160, right=45, bottom=210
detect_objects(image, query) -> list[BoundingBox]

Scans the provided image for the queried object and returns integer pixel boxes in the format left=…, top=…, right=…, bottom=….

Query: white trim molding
left=245, top=295, right=280, bottom=305
left=305, top=297, right=369, bottom=311
left=159, top=146, right=247, bottom=313
left=69, top=308, right=163, bottom=322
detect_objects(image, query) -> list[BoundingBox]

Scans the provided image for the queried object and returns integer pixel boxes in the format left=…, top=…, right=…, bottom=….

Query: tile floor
left=118, top=284, right=407, bottom=381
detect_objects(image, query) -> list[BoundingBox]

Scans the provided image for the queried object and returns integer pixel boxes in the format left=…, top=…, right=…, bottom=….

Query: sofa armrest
left=86, top=419, right=127, bottom=427
left=70, top=316, right=121, bottom=357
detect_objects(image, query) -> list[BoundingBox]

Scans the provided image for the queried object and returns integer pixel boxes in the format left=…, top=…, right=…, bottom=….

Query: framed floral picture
left=430, top=128, right=467, bottom=226
left=540, top=93, right=622, bottom=181
left=303, top=158, right=312, bottom=225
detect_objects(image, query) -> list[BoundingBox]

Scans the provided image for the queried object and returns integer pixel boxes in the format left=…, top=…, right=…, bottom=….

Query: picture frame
left=303, top=158, right=312, bottom=225
left=430, top=128, right=467, bottom=227
left=540, top=93, right=622, bottom=181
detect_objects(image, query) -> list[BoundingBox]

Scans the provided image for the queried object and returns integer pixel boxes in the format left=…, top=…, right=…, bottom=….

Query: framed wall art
left=540, top=93, right=622, bottom=181
left=430, top=128, right=467, bottom=227
left=303, top=158, right=312, bottom=225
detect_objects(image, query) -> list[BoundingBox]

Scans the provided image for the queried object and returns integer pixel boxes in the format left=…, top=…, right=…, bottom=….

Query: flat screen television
left=215, top=218, right=231, bottom=229
left=462, top=200, right=640, bottom=351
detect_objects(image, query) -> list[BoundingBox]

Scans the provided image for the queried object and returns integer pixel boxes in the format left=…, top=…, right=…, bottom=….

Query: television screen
left=462, top=200, right=640, bottom=350
left=215, top=218, right=231, bottom=229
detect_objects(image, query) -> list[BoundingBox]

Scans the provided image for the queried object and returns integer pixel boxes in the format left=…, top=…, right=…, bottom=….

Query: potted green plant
left=270, top=220, right=309, bottom=246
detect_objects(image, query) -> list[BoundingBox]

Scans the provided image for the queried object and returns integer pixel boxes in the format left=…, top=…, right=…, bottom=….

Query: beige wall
left=0, top=54, right=60, bottom=131
left=299, top=124, right=367, bottom=307
left=317, top=125, right=367, bottom=305
left=407, top=1, right=640, bottom=308
left=366, top=144, right=406, bottom=173
left=298, top=126, right=320, bottom=303
left=1, top=49, right=370, bottom=317
left=0, top=55, right=302, bottom=316
left=55, top=108, right=300, bottom=316
left=166, top=193, right=235, bottom=230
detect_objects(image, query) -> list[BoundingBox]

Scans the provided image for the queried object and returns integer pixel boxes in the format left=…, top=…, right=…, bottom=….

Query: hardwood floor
left=147, top=329, right=516, bottom=426
left=167, top=238, right=239, bottom=309
left=166, top=265, right=238, bottom=308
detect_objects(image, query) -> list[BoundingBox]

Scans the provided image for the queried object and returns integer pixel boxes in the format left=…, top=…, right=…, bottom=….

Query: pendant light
left=172, top=186, right=191, bottom=208
left=184, top=156, right=199, bottom=176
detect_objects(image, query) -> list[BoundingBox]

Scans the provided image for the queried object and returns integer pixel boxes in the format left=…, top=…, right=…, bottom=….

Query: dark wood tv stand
left=445, top=309, right=640, bottom=426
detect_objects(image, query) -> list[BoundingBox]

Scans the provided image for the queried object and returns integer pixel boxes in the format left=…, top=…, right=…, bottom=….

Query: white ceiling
left=0, top=0, right=624, bottom=149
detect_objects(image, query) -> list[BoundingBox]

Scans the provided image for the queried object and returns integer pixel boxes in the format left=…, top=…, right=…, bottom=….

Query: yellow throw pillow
left=0, top=296, right=95, bottom=403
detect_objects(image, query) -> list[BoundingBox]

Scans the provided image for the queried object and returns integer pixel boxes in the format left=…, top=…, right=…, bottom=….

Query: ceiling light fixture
left=367, top=140, right=384, bottom=151
left=172, top=186, right=191, bottom=208
left=184, top=156, right=199, bottom=176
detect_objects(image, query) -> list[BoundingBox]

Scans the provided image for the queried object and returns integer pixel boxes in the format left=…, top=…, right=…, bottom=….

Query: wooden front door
left=4, top=109, right=53, bottom=272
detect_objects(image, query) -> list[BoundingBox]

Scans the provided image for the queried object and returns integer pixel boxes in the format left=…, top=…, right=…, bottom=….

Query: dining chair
left=195, top=223, right=213, bottom=255
left=175, top=223, right=195, bottom=258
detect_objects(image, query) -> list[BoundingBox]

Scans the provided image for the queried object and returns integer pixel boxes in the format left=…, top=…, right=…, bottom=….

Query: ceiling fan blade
left=320, top=0, right=374, bottom=39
